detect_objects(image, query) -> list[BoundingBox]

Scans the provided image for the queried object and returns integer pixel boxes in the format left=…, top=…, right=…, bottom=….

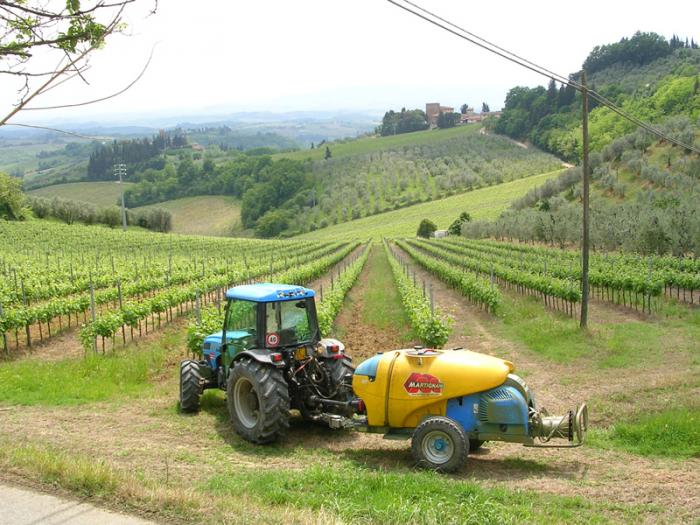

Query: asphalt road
left=0, top=483, right=158, bottom=525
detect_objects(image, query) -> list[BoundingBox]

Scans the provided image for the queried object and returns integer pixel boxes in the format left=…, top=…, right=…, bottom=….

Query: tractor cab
left=201, top=284, right=321, bottom=377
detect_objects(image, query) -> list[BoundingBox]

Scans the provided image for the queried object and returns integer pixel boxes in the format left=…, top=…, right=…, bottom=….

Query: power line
left=386, top=0, right=700, bottom=155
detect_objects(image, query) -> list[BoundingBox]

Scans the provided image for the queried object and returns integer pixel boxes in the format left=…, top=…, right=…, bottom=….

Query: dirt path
left=392, top=244, right=700, bottom=522
left=332, top=244, right=417, bottom=361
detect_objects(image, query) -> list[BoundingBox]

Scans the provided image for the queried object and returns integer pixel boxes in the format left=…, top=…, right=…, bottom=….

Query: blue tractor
left=179, top=283, right=356, bottom=443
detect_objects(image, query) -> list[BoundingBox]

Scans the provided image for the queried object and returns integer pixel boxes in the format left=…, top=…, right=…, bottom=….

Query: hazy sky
left=6, top=0, right=700, bottom=124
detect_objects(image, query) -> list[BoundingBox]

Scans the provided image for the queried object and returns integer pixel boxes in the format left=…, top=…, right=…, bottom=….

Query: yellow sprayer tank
left=352, top=348, right=513, bottom=428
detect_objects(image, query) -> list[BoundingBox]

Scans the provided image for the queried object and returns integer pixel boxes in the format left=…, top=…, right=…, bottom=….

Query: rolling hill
left=29, top=181, right=135, bottom=207
left=466, top=32, right=700, bottom=256
left=272, top=124, right=562, bottom=236
left=135, top=195, right=244, bottom=237
left=295, top=169, right=563, bottom=240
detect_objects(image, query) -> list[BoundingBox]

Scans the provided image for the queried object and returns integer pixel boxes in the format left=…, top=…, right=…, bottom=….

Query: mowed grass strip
left=296, top=170, right=563, bottom=240
left=29, top=181, right=136, bottom=207
left=0, top=327, right=182, bottom=406
left=361, top=245, right=414, bottom=340
left=495, top=293, right=698, bottom=368
left=589, top=408, right=700, bottom=459
left=0, top=437, right=648, bottom=525
left=207, top=464, right=645, bottom=525
left=135, top=195, right=244, bottom=236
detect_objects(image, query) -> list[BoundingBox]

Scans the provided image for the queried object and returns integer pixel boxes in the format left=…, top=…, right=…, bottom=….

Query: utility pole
left=114, top=162, right=128, bottom=232
left=580, top=70, right=591, bottom=329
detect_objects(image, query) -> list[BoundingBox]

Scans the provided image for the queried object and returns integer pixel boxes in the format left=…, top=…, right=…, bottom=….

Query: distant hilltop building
left=425, top=102, right=454, bottom=127
left=426, top=102, right=501, bottom=127
left=460, top=111, right=501, bottom=124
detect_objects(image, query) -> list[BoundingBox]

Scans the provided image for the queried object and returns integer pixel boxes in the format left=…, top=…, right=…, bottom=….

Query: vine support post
left=89, top=275, right=97, bottom=354
left=117, top=279, right=125, bottom=346
left=21, top=278, right=30, bottom=348
left=0, top=303, right=8, bottom=356
left=195, top=291, right=201, bottom=327
left=429, top=284, right=434, bottom=316
left=580, top=69, right=591, bottom=330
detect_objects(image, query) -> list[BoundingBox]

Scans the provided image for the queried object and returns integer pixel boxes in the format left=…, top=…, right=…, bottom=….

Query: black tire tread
left=180, top=359, right=202, bottom=413
left=227, top=357, right=290, bottom=444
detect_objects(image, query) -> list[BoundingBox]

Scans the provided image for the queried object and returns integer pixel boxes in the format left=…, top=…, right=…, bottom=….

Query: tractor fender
left=232, top=349, right=285, bottom=368
left=317, top=338, right=349, bottom=360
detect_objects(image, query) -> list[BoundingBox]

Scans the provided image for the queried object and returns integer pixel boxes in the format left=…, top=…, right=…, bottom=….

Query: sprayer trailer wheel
left=227, top=357, right=290, bottom=444
left=411, top=416, right=468, bottom=473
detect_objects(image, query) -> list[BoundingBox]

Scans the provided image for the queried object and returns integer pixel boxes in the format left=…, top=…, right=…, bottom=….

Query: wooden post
left=195, top=291, right=201, bottom=327
left=21, top=279, right=30, bottom=348
left=580, top=70, right=591, bottom=329
left=0, top=303, right=8, bottom=356
left=429, top=284, right=434, bottom=315
left=89, top=276, right=97, bottom=354
left=117, top=279, right=125, bottom=346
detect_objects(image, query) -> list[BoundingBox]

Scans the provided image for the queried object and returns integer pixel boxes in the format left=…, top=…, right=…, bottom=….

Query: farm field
left=0, top=223, right=698, bottom=523
left=273, top=124, right=485, bottom=161
left=135, top=196, right=244, bottom=237
left=275, top=124, right=563, bottom=235
left=296, top=169, right=564, bottom=240
left=29, top=180, right=136, bottom=207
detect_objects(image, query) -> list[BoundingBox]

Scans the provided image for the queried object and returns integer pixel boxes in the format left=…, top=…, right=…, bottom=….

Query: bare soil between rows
left=0, top=245, right=698, bottom=523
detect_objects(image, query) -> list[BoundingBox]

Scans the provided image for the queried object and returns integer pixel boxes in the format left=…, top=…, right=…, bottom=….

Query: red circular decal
left=266, top=333, right=280, bottom=347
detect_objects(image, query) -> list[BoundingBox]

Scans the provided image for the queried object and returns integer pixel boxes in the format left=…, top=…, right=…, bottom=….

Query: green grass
left=296, top=170, right=563, bottom=240
left=29, top=181, right=136, bottom=207
left=589, top=408, right=700, bottom=459
left=360, top=246, right=414, bottom=340
left=206, top=463, right=642, bottom=524
left=135, top=195, right=244, bottom=237
left=0, top=328, right=181, bottom=406
left=274, top=124, right=482, bottom=162
left=496, top=294, right=695, bottom=367
left=0, top=437, right=648, bottom=525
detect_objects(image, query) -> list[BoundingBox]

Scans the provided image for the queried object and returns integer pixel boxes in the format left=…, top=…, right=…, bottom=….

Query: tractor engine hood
left=353, top=348, right=514, bottom=428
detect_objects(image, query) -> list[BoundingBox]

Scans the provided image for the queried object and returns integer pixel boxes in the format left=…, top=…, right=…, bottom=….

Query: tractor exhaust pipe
left=527, top=403, right=588, bottom=448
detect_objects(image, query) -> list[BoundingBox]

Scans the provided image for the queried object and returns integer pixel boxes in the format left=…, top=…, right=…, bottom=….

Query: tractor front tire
left=179, top=360, right=203, bottom=413
left=411, top=416, right=468, bottom=473
left=227, top=358, right=290, bottom=444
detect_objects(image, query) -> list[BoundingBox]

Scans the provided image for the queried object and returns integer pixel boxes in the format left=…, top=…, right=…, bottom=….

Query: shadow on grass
left=194, top=391, right=585, bottom=480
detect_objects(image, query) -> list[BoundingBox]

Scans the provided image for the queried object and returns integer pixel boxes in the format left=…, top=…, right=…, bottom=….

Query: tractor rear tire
left=227, top=357, right=290, bottom=444
left=327, top=355, right=355, bottom=406
left=411, top=416, right=468, bottom=473
left=179, top=360, right=203, bottom=413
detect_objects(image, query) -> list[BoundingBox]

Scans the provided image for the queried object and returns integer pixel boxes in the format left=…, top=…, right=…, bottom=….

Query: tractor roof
left=225, top=283, right=315, bottom=302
